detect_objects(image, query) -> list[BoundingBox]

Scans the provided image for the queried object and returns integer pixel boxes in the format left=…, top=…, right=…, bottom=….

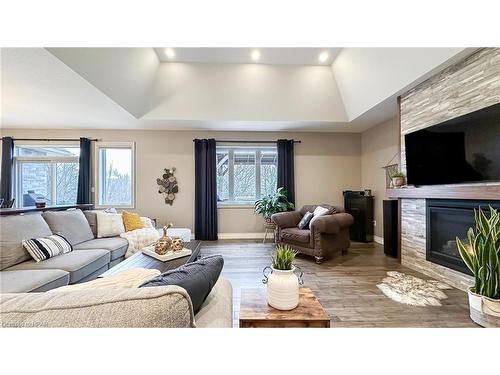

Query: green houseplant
left=390, top=171, right=406, bottom=188
left=456, top=206, right=500, bottom=327
left=272, top=244, right=298, bottom=270
left=262, top=245, right=303, bottom=310
left=254, top=187, right=295, bottom=220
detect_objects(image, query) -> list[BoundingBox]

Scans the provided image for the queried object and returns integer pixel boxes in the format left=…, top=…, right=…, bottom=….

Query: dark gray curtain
left=76, top=137, right=91, bottom=204
left=277, top=139, right=295, bottom=205
left=0, top=137, right=14, bottom=201
left=194, top=139, right=218, bottom=240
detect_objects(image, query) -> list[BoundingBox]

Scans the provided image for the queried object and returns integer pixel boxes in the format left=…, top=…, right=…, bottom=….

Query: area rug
left=377, top=271, right=452, bottom=306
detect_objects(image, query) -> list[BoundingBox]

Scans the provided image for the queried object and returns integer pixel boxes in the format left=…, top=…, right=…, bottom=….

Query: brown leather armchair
left=271, top=204, right=354, bottom=264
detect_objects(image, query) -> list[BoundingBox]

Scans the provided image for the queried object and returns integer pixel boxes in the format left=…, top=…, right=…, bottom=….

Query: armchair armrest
left=311, top=213, right=354, bottom=234
left=271, top=211, right=302, bottom=229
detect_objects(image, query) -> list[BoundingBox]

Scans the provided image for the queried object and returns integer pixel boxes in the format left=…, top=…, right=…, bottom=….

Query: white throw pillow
left=96, top=212, right=125, bottom=238
left=140, top=216, right=154, bottom=228
left=308, top=206, right=330, bottom=228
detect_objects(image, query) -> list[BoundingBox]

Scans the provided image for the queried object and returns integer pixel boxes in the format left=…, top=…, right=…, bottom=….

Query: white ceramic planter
left=468, top=288, right=500, bottom=327
left=263, top=266, right=301, bottom=310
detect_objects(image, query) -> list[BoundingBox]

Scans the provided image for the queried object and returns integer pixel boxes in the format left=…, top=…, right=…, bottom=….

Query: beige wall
left=361, top=118, right=399, bottom=238
left=0, top=128, right=361, bottom=235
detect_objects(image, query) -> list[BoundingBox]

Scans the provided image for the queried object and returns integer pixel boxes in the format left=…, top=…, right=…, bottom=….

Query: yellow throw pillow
left=122, top=211, right=145, bottom=232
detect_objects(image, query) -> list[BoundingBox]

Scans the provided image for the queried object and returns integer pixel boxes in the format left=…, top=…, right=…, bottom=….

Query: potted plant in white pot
left=254, top=186, right=294, bottom=232
left=456, top=206, right=500, bottom=327
left=262, top=245, right=304, bottom=310
left=390, top=171, right=406, bottom=188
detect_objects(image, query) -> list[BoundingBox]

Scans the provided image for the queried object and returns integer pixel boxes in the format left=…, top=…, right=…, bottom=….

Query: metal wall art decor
left=157, top=167, right=178, bottom=205
left=383, top=164, right=399, bottom=188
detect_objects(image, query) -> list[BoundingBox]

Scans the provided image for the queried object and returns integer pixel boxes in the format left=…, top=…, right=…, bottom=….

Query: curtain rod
left=0, top=137, right=99, bottom=142
left=192, top=140, right=301, bottom=144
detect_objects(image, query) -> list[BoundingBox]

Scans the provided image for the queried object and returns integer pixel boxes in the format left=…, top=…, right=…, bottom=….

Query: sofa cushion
left=0, top=269, right=70, bottom=293
left=74, top=237, right=128, bottom=261
left=83, top=208, right=118, bottom=237
left=0, top=286, right=195, bottom=328
left=140, top=255, right=224, bottom=313
left=194, top=277, right=233, bottom=328
left=22, top=234, right=73, bottom=262
left=122, top=211, right=145, bottom=232
left=96, top=212, right=125, bottom=238
left=42, top=209, right=94, bottom=245
left=6, top=249, right=110, bottom=284
left=281, top=228, right=310, bottom=244
left=0, top=213, right=53, bottom=270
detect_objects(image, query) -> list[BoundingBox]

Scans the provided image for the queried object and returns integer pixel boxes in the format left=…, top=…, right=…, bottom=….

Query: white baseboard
left=374, top=235, right=384, bottom=245
left=217, top=232, right=266, bottom=239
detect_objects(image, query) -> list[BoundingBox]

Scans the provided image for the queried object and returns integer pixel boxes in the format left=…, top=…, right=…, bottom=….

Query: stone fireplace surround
left=395, top=48, right=500, bottom=291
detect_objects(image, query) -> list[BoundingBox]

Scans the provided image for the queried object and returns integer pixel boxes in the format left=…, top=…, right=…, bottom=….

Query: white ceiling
left=153, top=48, right=342, bottom=65
left=0, top=47, right=476, bottom=132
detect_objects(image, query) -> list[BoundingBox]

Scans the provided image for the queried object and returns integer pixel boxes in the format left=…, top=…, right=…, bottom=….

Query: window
left=96, top=142, right=134, bottom=207
left=14, top=145, right=80, bottom=207
left=216, top=145, right=277, bottom=205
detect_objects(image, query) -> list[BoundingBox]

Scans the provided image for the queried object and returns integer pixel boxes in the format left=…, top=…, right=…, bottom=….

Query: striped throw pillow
left=22, top=234, right=73, bottom=262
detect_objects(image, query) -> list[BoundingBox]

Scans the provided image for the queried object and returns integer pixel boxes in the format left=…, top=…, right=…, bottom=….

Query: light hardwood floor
left=201, top=240, right=477, bottom=328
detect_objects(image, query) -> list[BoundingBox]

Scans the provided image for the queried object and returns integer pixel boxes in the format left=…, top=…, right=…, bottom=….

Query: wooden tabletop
left=99, top=240, right=202, bottom=278
left=239, top=288, right=330, bottom=328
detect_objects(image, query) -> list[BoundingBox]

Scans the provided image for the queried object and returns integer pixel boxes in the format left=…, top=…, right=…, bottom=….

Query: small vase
left=262, top=265, right=303, bottom=310
left=155, top=226, right=172, bottom=255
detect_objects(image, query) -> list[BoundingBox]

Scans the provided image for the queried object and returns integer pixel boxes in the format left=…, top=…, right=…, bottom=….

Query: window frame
left=216, top=144, right=277, bottom=208
left=94, top=141, right=135, bottom=209
left=13, top=142, right=80, bottom=208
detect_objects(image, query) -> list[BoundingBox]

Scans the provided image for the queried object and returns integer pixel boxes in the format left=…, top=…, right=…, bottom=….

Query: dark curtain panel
left=76, top=137, right=91, bottom=204
left=194, top=138, right=218, bottom=240
left=0, top=137, right=14, bottom=201
left=277, top=139, right=295, bottom=205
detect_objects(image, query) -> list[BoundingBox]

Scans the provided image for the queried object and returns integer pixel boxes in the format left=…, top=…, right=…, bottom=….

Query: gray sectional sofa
left=0, top=209, right=129, bottom=293
left=0, top=208, right=234, bottom=328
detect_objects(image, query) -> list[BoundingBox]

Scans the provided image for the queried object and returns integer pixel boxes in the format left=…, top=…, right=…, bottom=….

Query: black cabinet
left=383, top=200, right=398, bottom=258
left=343, top=193, right=374, bottom=242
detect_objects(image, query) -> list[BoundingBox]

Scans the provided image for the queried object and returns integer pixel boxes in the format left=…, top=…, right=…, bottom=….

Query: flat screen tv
left=405, top=102, right=500, bottom=186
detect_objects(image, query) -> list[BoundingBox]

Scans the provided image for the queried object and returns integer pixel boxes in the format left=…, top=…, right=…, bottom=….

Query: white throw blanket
left=49, top=268, right=161, bottom=293
left=120, top=227, right=161, bottom=258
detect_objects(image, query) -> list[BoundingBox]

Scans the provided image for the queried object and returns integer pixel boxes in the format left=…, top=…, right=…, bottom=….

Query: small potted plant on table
left=262, top=245, right=304, bottom=310
left=456, top=206, right=500, bottom=327
left=254, top=187, right=294, bottom=242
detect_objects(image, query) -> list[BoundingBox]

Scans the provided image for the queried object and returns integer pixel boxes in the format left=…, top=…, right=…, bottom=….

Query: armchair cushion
left=271, top=211, right=302, bottom=229
left=310, top=213, right=354, bottom=234
left=281, top=228, right=310, bottom=244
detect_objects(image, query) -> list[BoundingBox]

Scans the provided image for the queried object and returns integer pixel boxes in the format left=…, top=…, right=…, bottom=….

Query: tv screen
left=405, top=103, right=500, bottom=186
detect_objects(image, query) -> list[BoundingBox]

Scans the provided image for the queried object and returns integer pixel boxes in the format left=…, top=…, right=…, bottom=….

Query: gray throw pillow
left=298, top=211, right=314, bottom=229
left=139, top=255, right=224, bottom=313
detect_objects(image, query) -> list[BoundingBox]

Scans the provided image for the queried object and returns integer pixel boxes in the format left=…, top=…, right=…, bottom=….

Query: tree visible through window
left=216, top=145, right=277, bottom=204
left=97, top=144, right=134, bottom=207
left=14, top=145, right=80, bottom=207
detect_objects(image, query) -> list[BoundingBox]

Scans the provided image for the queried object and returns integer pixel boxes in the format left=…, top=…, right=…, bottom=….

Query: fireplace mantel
left=386, top=185, right=500, bottom=200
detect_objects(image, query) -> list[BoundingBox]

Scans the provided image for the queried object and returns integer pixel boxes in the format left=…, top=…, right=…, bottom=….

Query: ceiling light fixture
left=318, top=51, right=329, bottom=63
left=251, top=49, right=261, bottom=61
left=164, top=48, right=176, bottom=59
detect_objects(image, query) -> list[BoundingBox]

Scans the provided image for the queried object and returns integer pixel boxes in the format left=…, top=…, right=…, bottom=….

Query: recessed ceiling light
left=164, top=48, right=175, bottom=59
left=251, top=49, right=261, bottom=61
left=318, top=51, right=329, bottom=63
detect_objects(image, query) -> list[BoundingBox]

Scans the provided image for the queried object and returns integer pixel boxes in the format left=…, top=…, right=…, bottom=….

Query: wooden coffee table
left=99, top=240, right=202, bottom=278
left=239, top=288, right=330, bottom=328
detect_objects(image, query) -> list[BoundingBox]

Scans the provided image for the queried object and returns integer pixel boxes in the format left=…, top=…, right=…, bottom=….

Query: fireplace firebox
left=426, top=199, right=499, bottom=275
